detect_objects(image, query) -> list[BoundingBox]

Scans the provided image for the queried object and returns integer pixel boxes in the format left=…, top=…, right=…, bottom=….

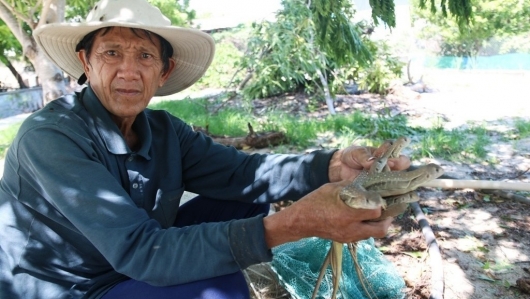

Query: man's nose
left=118, top=54, right=141, bottom=80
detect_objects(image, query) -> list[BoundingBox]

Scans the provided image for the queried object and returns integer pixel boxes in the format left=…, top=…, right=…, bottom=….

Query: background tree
left=413, top=0, right=530, bottom=58
left=239, top=0, right=420, bottom=115
left=240, top=0, right=372, bottom=115
left=237, top=0, right=476, bottom=115
left=0, top=0, right=194, bottom=106
left=0, top=0, right=70, bottom=105
left=0, top=21, right=27, bottom=89
left=416, top=0, right=473, bottom=28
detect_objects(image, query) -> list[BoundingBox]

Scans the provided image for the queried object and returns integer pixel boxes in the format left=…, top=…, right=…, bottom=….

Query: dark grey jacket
left=0, top=86, right=333, bottom=298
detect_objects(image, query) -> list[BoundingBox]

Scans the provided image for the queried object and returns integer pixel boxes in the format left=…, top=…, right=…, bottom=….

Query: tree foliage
left=150, top=0, right=195, bottom=26
left=0, top=20, right=26, bottom=88
left=310, top=0, right=370, bottom=65
left=239, top=0, right=407, bottom=113
left=368, top=0, right=474, bottom=28
left=355, top=40, right=404, bottom=94
left=413, top=0, right=530, bottom=57
left=418, top=0, right=473, bottom=27
left=0, top=0, right=68, bottom=103
left=240, top=0, right=372, bottom=101
left=370, top=0, right=396, bottom=27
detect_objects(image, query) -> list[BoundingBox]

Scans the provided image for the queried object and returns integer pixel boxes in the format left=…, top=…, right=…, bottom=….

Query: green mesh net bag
left=271, top=237, right=406, bottom=299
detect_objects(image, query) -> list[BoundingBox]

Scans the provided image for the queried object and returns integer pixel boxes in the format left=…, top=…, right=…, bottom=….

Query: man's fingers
left=343, top=146, right=373, bottom=169
left=346, top=206, right=383, bottom=222
left=386, top=155, right=411, bottom=171
left=357, top=217, right=393, bottom=239
left=371, top=140, right=392, bottom=158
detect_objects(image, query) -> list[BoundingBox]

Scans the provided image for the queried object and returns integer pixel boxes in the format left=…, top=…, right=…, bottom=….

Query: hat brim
left=33, top=22, right=215, bottom=96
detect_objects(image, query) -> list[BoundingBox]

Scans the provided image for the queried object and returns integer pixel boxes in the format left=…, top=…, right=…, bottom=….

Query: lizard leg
left=311, top=241, right=343, bottom=299
left=329, top=241, right=343, bottom=299
left=373, top=191, right=419, bottom=221
left=348, top=243, right=376, bottom=299
left=312, top=244, right=332, bottom=299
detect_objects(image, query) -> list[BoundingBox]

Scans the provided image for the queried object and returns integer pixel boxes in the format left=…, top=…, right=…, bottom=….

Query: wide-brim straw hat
left=33, top=0, right=215, bottom=96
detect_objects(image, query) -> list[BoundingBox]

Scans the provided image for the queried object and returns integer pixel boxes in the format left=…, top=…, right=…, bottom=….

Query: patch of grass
left=514, top=117, right=530, bottom=138
left=150, top=97, right=502, bottom=164
left=411, top=123, right=491, bottom=163
left=0, top=98, right=501, bottom=164
left=0, top=124, right=21, bottom=158
left=151, top=97, right=419, bottom=150
left=261, top=109, right=419, bottom=149
left=412, top=126, right=466, bottom=159
left=481, top=258, right=514, bottom=282
left=149, top=98, right=253, bottom=137
left=467, top=125, right=490, bottom=160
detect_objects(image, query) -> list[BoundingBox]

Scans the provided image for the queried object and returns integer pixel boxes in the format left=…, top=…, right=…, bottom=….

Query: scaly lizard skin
left=311, top=137, right=444, bottom=299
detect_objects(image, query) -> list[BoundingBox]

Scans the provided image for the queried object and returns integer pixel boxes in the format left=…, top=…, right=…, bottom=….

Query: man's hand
left=263, top=182, right=392, bottom=248
left=328, top=144, right=411, bottom=183
left=263, top=142, right=411, bottom=249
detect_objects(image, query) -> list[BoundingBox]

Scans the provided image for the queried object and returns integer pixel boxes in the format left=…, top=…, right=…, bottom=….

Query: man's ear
left=77, top=50, right=90, bottom=82
left=159, top=58, right=176, bottom=87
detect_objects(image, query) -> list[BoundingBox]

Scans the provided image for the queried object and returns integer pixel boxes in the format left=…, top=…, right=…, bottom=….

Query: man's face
left=78, top=27, right=175, bottom=120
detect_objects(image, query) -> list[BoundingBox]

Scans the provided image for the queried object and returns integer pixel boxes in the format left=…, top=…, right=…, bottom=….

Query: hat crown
left=86, top=0, right=171, bottom=27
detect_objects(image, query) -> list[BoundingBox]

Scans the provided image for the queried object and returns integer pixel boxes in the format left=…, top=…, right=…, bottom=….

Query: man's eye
left=141, top=53, right=153, bottom=59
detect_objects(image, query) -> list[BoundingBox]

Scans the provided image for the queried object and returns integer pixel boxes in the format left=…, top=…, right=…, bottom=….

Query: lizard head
left=340, top=190, right=386, bottom=210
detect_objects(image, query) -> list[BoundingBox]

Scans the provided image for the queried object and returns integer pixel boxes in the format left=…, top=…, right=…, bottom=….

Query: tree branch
left=422, top=179, right=530, bottom=192
left=411, top=202, right=444, bottom=299
left=29, top=0, right=43, bottom=29
left=0, top=1, right=38, bottom=60
left=0, top=0, right=33, bottom=27
left=39, top=0, right=65, bottom=28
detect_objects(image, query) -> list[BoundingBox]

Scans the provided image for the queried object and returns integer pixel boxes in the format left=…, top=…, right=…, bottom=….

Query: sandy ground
left=246, top=69, right=530, bottom=299
left=386, top=69, right=530, bottom=299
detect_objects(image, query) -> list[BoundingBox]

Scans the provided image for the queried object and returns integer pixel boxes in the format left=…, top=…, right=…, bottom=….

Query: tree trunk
left=306, top=0, right=336, bottom=115
left=36, top=0, right=67, bottom=105
left=316, top=68, right=336, bottom=115
left=29, top=51, right=67, bottom=105
left=0, top=54, right=28, bottom=89
left=0, top=0, right=66, bottom=106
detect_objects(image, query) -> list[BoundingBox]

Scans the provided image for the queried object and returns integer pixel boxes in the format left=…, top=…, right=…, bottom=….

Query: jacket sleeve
left=171, top=116, right=335, bottom=203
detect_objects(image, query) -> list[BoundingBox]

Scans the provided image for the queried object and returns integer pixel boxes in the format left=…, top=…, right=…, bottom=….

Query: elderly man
left=0, top=0, right=409, bottom=298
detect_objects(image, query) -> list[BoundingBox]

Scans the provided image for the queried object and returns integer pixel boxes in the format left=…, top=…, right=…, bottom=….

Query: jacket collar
left=80, top=86, right=152, bottom=160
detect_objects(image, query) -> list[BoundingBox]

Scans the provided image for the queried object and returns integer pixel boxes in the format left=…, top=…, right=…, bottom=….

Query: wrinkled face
left=77, top=27, right=175, bottom=121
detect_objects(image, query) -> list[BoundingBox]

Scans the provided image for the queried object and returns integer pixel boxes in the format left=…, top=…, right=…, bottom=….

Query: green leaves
left=418, top=0, right=473, bottom=27
left=240, top=0, right=375, bottom=100
left=414, top=0, right=530, bottom=57
left=310, top=0, right=372, bottom=65
left=148, top=0, right=195, bottom=26
left=369, top=0, right=396, bottom=27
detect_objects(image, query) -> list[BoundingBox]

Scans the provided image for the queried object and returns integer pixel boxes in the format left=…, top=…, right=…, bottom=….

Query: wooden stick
left=421, top=179, right=530, bottom=192
left=410, top=202, right=444, bottom=299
